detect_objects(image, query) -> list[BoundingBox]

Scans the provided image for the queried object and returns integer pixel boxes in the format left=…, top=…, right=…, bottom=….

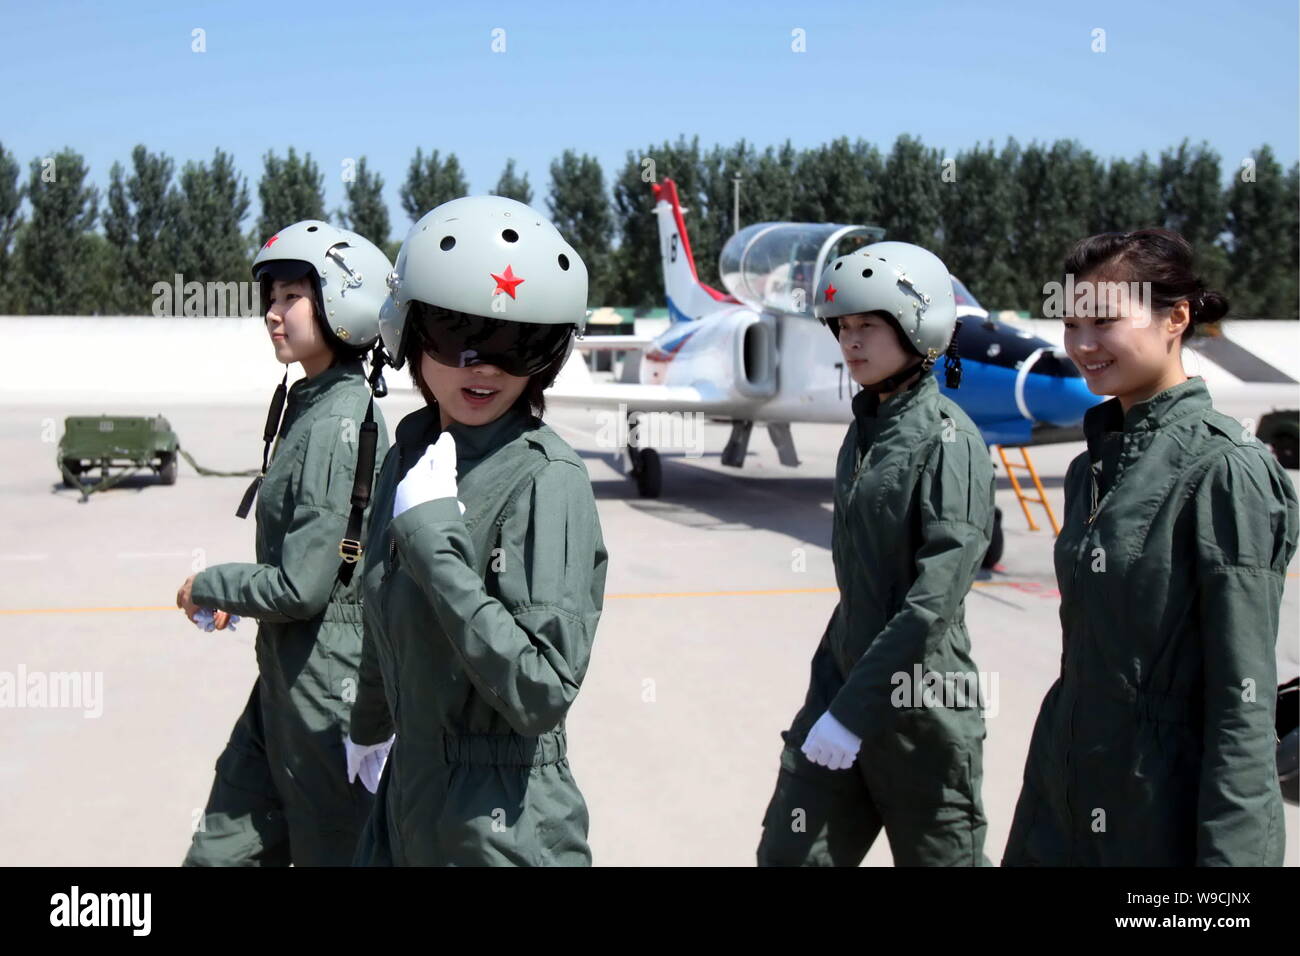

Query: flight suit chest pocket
left=256, top=434, right=305, bottom=534
left=851, top=457, right=903, bottom=518
left=1078, top=497, right=1162, bottom=600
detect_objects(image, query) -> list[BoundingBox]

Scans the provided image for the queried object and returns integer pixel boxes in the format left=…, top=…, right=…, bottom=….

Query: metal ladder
left=994, top=445, right=1060, bottom=534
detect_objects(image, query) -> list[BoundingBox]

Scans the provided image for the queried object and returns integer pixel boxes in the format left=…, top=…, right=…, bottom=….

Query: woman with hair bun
left=1004, top=228, right=1298, bottom=866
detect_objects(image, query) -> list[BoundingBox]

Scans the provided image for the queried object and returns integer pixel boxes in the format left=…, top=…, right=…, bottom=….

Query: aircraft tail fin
left=651, top=178, right=738, bottom=322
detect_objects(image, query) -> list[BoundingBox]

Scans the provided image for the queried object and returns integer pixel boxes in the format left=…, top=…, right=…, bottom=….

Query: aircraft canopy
left=718, top=222, right=884, bottom=315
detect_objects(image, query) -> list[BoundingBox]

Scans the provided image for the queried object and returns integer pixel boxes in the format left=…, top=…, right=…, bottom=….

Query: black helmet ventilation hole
left=440, top=235, right=456, bottom=251
left=862, top=268, right=873, bottom=278
left=502, top=228, right=519, bottom=243
left=307, top=225, right=318, bottom=232
left=834, top=261, right=842, bottom=270
left=558, top=253, right=570, bottom=271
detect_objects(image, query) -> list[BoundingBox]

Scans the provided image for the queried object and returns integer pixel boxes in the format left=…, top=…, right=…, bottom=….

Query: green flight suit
left=1004, top=377, right=1298, bottom=866
left=184, top=359, right=388, bottom=866
left=350, top=403, right=608, bottom=866
left=758, top=373, right=995, bottom=866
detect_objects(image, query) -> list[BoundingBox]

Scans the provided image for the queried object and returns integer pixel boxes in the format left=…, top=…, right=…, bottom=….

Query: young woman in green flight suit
left=1004, top=228, right=1298, bottom=866
left=757, top=241, right=995, bottom=867
left=176, top=221, right=392, bottom=866
left=347, top=195, right=609, bottom=866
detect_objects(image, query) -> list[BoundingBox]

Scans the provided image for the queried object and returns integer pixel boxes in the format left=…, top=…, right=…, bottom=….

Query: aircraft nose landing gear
left=628, top=446, right=662, bottom=498
left=625, top=410, right=662, bottom=498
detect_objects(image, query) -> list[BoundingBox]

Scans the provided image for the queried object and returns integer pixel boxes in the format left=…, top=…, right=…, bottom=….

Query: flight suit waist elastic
left=321, top=601, right=363, bottom=624
left=432, top=729, right=568, bottom=767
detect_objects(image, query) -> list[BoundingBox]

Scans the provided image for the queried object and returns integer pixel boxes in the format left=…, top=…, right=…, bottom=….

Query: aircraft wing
left=547, top=353, right=753, bottom=416
left=546, top=380, right=750, bottom=416
left=575, top=334, right=656, bottom=352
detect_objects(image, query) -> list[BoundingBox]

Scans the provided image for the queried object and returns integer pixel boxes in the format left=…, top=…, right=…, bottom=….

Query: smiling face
left=1063, top=269, right=1190, bottom=408
left=264, top=276, right=333, bottom=376
left=418, top=352, right=530, bottom=428
left=835, top=312, right=914, bottom=387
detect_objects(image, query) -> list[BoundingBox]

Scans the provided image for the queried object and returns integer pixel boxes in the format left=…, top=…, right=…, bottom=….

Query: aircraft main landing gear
left=981, top=506, right=1004, bottom=569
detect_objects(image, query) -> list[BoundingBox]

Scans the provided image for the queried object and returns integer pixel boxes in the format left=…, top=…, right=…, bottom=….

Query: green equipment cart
left=58, top=415, right=180, bottom=501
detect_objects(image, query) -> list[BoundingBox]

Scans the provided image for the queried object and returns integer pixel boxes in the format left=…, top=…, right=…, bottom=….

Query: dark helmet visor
left=411, top=301, right=573, bottom=377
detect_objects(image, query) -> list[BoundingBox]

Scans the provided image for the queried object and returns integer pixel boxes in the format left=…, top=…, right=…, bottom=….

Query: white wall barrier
left=0, top=316, right=417, bottom=405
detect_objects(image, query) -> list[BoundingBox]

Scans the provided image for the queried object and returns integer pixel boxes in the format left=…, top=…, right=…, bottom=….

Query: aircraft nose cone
left=1022, top=372, right=1103, bottom=427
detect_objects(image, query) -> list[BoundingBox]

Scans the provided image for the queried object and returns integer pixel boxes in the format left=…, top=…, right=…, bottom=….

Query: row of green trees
left=1, top=137, right=1295, bottom=317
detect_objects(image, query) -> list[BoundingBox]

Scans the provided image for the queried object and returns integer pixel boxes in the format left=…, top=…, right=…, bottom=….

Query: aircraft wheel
left=634, top=448, right=662, bottom=498
left=981, top=506, right=1004, bottom=569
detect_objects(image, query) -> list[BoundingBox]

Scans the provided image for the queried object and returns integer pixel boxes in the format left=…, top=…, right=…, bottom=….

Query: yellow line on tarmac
left=3, top=571, right=1298, bottom=614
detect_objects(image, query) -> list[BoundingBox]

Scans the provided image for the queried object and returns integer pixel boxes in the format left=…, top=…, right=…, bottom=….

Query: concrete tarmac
left=1, top=394, right=1296, bottom=866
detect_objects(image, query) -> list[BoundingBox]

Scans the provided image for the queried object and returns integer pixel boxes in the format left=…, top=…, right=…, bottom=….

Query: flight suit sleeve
left=1193, top=448, right=1298, bottom=865
left=191, top=416, right=358, bottom=622
left=827, top=431, right=995, bottom=741
left=350, top=612, right=395, bottom=745
left=389, top=459, right=608, bottom=737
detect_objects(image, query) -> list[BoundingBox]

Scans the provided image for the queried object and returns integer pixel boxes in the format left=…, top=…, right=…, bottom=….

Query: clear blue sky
left=2, top=0, right=1296, bottom=240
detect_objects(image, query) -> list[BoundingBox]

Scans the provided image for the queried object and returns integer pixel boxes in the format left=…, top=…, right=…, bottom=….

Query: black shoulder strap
left=236, top=369, right=289, bottom=519
left=337, top=350, right=388, bottom=584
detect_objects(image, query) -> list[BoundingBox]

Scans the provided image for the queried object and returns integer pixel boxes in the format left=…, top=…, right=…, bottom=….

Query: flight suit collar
left=851, top=373, right=934, bottom=452
left=1083, top=376, right=1211, bottom=460
left=286, top=357, right=365, bottom=407
left=395, top=401, right=535, bottom=465
left=851, top=372, right=934, bottom=421
left=445, top=404, right=534, bottom=462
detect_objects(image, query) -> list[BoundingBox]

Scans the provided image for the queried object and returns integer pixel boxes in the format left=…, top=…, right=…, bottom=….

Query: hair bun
left=1192, top=289, right=1229, bottom=325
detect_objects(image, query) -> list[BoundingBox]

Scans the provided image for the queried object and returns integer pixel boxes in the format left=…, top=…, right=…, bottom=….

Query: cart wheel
left=61, top=459, right=81, bottom=488
left=159, top=453, right=178, bottom=486
left=981, top=507, right=1004, bottom=570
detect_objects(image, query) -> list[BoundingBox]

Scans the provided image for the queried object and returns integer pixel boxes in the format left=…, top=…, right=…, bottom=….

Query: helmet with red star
left=253, top=219, right=393, bottom=351
left=378, top=196, right=588, bottom=382
left=814, top=241, right=957, bottom=367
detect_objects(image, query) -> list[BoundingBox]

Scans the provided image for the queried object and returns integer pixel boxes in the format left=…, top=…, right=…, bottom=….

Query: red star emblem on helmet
left=491, top=265, right=525, bottom=299
left=824, top=283, right=837, bottom=303
left=264, top=234, right=279, bottom=249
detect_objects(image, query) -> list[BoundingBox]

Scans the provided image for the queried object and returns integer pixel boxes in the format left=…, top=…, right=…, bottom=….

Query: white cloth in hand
left=193, top=608, right=240, bottom=632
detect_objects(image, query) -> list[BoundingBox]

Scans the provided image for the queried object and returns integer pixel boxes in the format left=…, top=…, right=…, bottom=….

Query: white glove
left=192, top=608, right=240, bottom=632
left=801, top=711, right=862, bottom=770
left=394, top=432, right=464, bottom=519
left=345, top=734, right=395, bottom=794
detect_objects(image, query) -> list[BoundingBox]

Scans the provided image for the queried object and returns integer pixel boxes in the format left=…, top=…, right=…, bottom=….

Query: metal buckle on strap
left=339, top=538, right=364, bottom=563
